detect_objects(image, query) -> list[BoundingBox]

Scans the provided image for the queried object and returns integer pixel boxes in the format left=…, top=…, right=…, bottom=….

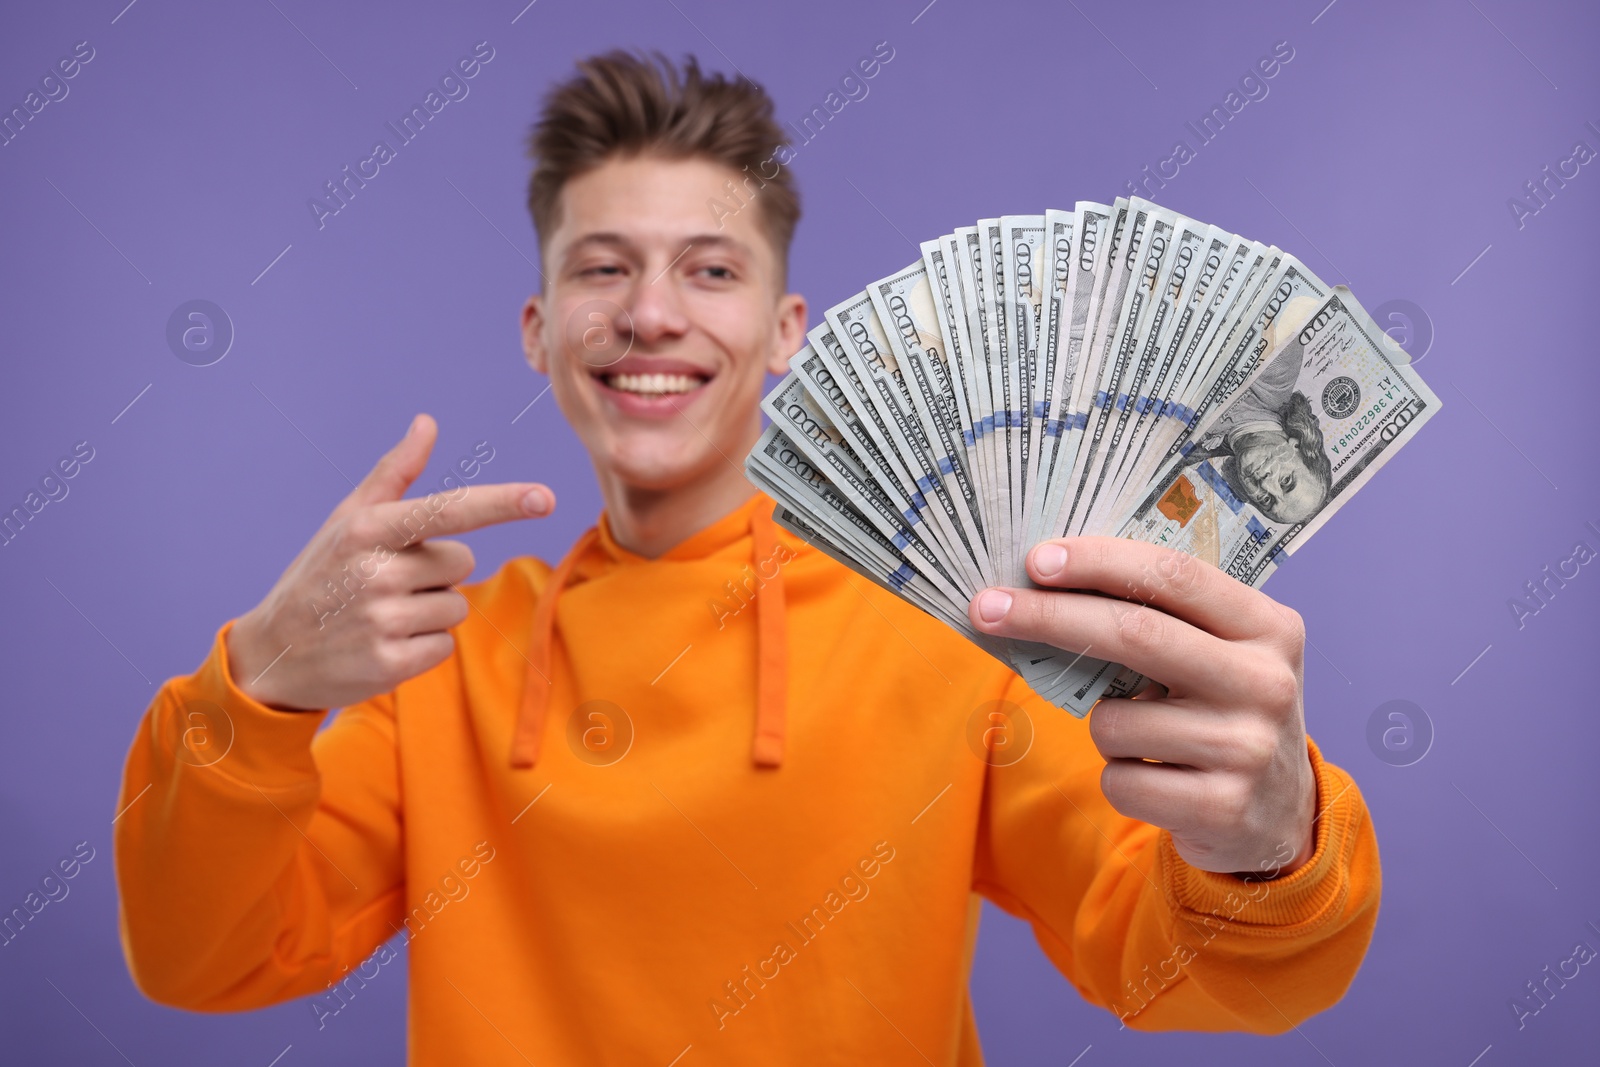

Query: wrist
left=1229, top=747, right=1319, bottom=881
left=224, top=611, right=297, bottom=710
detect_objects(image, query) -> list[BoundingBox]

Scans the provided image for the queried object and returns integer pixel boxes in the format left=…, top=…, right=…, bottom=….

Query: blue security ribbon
left=1196, top=459, right=1244, bottom=515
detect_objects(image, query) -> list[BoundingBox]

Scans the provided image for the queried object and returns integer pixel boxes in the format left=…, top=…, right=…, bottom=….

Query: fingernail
left=407, top=413, right=422, bottom=436
left=1033, top=543, right=1068, bottom=578
left=976, top=589, right=1012, bottom=624
left=521, top=488, right=551, bottom=515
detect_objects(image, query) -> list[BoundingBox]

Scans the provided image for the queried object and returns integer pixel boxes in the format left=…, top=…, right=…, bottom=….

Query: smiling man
left=115, top=52, right=1379, bottom=1064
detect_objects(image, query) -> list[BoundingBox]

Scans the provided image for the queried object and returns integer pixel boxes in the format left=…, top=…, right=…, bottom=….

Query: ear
left=767, top=291, right=808, bottom=377
left=520, top=293, right=549, bottom=375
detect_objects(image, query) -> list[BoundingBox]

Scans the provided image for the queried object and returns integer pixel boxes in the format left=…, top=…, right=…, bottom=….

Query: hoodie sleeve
left=114, top=620, right=406, bottom=1011
left=971, top=673, right=1381, bottom=1031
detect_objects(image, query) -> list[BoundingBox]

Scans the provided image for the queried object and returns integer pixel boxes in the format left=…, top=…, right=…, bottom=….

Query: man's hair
left=1220, top=390, right=1333, bottom=522
left=525, top=50, right=799, bottom=278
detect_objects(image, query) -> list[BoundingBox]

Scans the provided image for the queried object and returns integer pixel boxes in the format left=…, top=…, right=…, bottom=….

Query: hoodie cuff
left=150, top=619, right=329, bottom=792
left=1158, top=736, right=1359, bottom=934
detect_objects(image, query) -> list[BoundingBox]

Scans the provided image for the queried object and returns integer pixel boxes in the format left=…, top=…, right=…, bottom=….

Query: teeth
left=605, top=372, right=702, bottom=396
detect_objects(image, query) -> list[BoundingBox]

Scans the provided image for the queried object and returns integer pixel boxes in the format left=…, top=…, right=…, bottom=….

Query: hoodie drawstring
left=509, top=527, right=598, bottom=770
left=509, top=506, right=787, bottom=770
left=748, top=506, right=788, bottom=768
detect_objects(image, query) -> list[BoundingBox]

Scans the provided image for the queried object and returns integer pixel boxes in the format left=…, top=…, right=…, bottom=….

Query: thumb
left=343, top=413, right=438, bottom=510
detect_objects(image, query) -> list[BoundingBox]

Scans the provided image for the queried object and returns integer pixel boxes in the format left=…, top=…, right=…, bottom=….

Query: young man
left=116, top=52, right=1379, bottom=1064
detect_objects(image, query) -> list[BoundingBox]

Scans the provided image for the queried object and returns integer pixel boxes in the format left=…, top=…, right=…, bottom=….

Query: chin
left=603, top=436, right=724, bottom=492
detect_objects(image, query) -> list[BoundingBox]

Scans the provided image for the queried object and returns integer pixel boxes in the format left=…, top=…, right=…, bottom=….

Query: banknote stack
left=745, top=197, right=1440, bottom=714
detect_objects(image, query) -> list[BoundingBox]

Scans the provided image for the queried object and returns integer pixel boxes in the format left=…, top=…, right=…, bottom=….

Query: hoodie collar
left=510, top=493, right=788, bottom=771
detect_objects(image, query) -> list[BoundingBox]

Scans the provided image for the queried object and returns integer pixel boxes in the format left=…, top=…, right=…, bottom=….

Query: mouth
left=598, top=370, right=709, bottom=397
left=590, top=358, right=714, bottom=413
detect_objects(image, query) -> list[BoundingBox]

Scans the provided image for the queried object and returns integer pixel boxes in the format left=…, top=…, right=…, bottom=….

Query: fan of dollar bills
left=744, top=197, right=1440, bottom=714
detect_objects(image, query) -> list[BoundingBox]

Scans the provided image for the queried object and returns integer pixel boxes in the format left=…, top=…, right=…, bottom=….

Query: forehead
left=547, top=154, right=774, bottom=263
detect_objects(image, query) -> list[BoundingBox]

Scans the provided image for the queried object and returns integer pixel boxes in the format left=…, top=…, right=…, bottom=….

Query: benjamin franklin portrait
left=1181, top=342, right=1332, bottom=525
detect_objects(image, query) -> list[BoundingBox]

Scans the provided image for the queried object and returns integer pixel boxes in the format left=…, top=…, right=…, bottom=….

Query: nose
left=622, top=261, right=691, bottom=347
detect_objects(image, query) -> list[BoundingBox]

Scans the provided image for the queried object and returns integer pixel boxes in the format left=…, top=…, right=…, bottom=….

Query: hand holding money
left=746, top=195, right=1439, bottom=718
left=970, top=536, right=1316, bottom=876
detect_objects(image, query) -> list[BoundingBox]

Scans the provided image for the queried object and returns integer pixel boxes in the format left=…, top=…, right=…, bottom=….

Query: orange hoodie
left=115, top=492, right=1379, bottom=1065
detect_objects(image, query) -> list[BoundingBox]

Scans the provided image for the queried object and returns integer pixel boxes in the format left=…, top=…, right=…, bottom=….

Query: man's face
left=1233, top=430, right=1326, bottom=524
left=521, top=155, right=806, bottom=493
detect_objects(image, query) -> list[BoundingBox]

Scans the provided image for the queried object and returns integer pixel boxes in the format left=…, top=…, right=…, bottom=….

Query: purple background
left=2, top=0, right=1597, bottom=1062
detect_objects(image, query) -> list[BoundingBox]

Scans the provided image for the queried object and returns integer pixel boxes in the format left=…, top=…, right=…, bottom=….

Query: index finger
left=340, top=413, right=437, bottom=513
left=367, top=482, right=555, bottom=545
left=1024, top=536, right=1286, bottom=643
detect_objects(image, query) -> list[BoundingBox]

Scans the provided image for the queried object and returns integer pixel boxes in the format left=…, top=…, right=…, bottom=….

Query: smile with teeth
left=602, top=371, right=706, bottom=397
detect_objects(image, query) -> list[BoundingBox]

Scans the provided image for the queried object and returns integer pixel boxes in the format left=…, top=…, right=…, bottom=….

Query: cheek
left=696, top=305, right=765, bottom=361
left=546, top=302, right=590, bottom=369
left=1289, top=459, right=1323, bottom=503
left=1285, top=485, right=1320, bottom=521
left=696, top=308, right=773, bottom=386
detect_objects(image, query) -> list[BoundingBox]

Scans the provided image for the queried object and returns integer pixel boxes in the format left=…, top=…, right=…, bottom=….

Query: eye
left=581, top=263, right=625, bottom=278
left=1280, top=472, right=1296, bottom=493
left=698, top=263, right=737, bottom=281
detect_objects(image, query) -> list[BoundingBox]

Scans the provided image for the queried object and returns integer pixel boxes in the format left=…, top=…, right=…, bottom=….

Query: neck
left=594, top=434, right=762, bottom=559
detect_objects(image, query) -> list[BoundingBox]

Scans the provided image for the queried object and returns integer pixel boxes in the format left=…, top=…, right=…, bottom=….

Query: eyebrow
left=562, top=232, right=756, bottom=260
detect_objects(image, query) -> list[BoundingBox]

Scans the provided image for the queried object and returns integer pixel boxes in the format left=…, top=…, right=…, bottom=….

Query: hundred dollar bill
left=1120, top=287, right=1440, bottom=586
left=869, top=260, right=996, bottom=586
left=744, top=196, right=1439, bottom=725
left=1070, top=202, right=1180, bottom=533
left=746, top=427, right=968, bottom=627
left=1030, top=202, right=1116, bottom=552
left=1022, top=208, right=1075, bottom=561
left=1001, top=214, right=1047, bottom=571
left=1136, top=254, right=1332, bottom=516
left=1114, top=240, right=1282, bottom=511
left=800, top=323, right=996, bottom=605
left=821, top=293, right=988, bottom=594
left=947, top=228, right=998, bottom=563
left=790, top=332, right=949, bottom=559
left=766, top=503, right=936, bottom=622
left=766, top=486, right=1138, bottom=714
left=1013, top=649, right=1145, bottom=714
left=760, top=367, right=968, bottom=601
left=1047, top=199, right=1132, bottom=540
left=1095, top=225, right=1234, bottom=522
left=974, top=220, right=1019, bottom=579
left=1079, top=213, right=1210, bottom=533
left=765, top=504, right=1024, bottom=674
left=753, top=469, right=957, bottom=630
left=923, top=234, right=999, bottom=530
left=1109, top=236, right=1273, bottom=512
left=1060, top=198, right=1150, bottom=535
